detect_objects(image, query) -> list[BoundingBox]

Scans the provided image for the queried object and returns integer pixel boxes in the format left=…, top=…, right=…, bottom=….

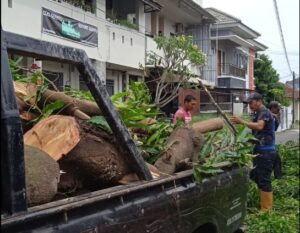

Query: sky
left=202, top=0, right=299, bottom=83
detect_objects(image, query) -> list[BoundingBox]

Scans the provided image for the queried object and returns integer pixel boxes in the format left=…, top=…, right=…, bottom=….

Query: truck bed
left=1, top=167, right=249, bottom=233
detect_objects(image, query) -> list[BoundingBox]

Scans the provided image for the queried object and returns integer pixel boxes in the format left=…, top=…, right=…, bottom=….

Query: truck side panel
left=2, top=168, right=249, bottom=233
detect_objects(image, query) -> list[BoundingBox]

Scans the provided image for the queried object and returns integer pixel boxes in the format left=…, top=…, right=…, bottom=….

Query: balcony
left=218, top=63, right=246, bottom=78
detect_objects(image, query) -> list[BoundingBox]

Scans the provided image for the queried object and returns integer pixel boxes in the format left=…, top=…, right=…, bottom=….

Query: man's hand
left=230, top=115, right=244, bottom=125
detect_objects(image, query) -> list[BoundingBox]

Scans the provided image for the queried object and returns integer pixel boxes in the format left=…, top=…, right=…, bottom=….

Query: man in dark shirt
left=268, top=101, right=281, bottom=131
left=268, top=101, right=282, bottom=179
left=230, top=92, right=276, bottom=212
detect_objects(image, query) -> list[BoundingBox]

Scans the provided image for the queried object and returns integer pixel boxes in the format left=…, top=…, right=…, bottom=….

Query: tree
left=144, top=35, right=206, bottom=108
left=254, top=54, right=289, bottom=106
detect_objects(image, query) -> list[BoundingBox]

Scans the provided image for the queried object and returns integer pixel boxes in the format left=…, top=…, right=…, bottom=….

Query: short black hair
left=268, top=101, right=280, bottom=109
left=184, top=95, right=196, bottom=103
left=244, top=92, right=262, bottom=103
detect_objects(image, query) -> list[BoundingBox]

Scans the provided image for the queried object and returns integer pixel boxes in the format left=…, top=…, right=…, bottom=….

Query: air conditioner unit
left=175, top=23, right=184, bottom=34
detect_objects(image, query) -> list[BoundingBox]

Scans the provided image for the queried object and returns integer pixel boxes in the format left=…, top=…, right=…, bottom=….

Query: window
left=130, top=38, right=133, bottom=46
left=106, top=79, right=114, bottom=96
left=129, top=75, right=138, bottom=85
left=8, top=0, right=12, bottom=8
left=112, top=32, right=116, bottom=40
left=79, top=75, right=89, bottom=91
left=122, top=36, right=125, bottom=43
left=43, top=70, right=64, bottom=91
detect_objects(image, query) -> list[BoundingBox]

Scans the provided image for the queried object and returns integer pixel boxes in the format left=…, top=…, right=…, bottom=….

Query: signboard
left=42, top=8, right=98, bottom=47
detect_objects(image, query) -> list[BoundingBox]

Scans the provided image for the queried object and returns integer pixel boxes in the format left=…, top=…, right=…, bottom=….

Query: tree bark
left=13, top=81, right=101, bottom=119
left=154, top=118, right=224, bottom=174
left=41, top=89, right=102, bottom=117
left=24, top=145, right=60, bottom=206
left=192, top=118, right=224, bottom=133
left=58, top=121, right=132, bottom=191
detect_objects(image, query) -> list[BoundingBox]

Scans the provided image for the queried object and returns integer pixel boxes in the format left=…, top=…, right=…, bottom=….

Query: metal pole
left=292, top=71, right=295, bottom=126
left=231, top=93, right=234, bottom=115
left=197, top=78, right=238, bottom=136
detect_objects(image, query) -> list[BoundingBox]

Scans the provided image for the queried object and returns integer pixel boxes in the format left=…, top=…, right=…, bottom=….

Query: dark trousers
left=250, top=151, right=277, bottom=192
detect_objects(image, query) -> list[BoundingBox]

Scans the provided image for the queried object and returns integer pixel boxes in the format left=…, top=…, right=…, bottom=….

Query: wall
left=107, top=23, right=145, bottom=68
left=1, top=0, right=145, bottom=69
left=42, top=60, right=80, bottom=89
left=162, top=16, right=176, bottom=36
left=2, top=0, right=107, bottom=60
left=145, top=12, right=152, bottom=34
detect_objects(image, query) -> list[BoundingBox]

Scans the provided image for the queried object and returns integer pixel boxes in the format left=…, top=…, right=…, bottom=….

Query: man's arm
left=230, top=115, right=265, bottom=131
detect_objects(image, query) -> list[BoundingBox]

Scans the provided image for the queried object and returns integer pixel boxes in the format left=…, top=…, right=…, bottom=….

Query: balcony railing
left=218, top=63, right=246, bottom=78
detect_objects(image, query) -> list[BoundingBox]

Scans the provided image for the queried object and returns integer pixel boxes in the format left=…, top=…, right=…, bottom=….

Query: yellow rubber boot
left=260, top=191, right=273, bottom=212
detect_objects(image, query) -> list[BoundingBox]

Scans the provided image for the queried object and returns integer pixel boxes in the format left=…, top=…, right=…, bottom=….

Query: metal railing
left=218, top=63, right=246, bottom=78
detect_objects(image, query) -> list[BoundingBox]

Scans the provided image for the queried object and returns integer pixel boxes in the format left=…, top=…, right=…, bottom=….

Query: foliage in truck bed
left=88, top=82, right=180, bottom=163
left=245, top=141, right=299, bottom=233
left=193, top=125, right=256, bottom=183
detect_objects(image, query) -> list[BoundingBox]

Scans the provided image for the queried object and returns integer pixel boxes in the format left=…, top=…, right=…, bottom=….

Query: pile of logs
left=14, top=81, right=224, bottom=206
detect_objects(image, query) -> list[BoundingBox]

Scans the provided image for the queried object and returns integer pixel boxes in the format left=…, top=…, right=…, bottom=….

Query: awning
left=140, top=0, right=162, bottom=13
left=210, top=35, right=254, bottom=48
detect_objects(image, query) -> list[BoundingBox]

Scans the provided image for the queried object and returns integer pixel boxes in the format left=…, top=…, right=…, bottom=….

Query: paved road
left=276, top=129, right=299, bottom=144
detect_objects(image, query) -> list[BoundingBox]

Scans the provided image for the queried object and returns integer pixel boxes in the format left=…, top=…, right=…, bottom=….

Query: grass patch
left=245, top=141, right=299, bottom=233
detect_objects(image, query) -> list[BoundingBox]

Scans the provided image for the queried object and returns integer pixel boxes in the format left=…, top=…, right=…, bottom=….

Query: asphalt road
left=276, top=129, right=299, bottom=144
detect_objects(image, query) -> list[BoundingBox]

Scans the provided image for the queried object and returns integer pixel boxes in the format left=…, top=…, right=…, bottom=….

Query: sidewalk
left=276, top=129, right=299, bottom=144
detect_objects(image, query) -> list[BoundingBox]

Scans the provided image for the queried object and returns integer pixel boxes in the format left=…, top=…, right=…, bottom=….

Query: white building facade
left=2, top=0, right=162, bottom=94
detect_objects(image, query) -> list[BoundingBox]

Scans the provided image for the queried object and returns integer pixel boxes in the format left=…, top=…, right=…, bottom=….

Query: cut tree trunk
left=58, top=121, right=132, bottom=191
left=192, top=118, right=224, bottom=133
left=40, top=89, right=101, bottom=118
left=24, top=115, right=81, bottom=161
left=24, top=145, right=60, bottom=206
left=13, top=81, right=100, bottom=119
left=154, top=127, right=204, bottom=175
left=154, top=118, right=224, bottom=175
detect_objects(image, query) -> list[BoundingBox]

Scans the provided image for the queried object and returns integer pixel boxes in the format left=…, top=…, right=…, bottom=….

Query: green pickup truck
left=1, top=29, right=249, bottom=233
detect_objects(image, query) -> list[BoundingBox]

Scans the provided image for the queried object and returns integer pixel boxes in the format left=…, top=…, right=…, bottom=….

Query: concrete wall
left=2, top=0, right=146, bottom=69
left=162, top=16, right=176, bottom=36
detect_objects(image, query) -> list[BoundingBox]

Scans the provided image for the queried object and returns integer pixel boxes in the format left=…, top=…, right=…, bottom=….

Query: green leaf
left=87, top=116, right=112, bottom=134
left=42, top=100, right=65, bottom=118
left=111, top=91, right=129, bottom=102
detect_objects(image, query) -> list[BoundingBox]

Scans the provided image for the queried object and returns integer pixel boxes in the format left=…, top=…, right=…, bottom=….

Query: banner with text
left=42, top=8, right=98, bottom=47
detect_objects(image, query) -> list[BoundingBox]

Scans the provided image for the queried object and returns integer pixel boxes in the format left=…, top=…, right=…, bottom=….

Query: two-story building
left=1, top=0, right=162, bottom=95
left=144, top=0, right=216, bottom=115
left=201, top=8, right=268, bottom=114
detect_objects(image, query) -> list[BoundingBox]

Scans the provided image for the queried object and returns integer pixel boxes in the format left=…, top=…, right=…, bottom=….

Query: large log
left=58, top=121, right=132, bottom=190
left=24, top=115, right=80, bottom=161
left=41, top=89, right=101, bottom=117
left=154, top=127, right=204, bottom=174
left=13, top=81, right=99, bottom=119
left=192, top=118, right=224, bottom=133
left=24, top=145, right=60, bottom=206
left=154, top=118, right=224, bottom=175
